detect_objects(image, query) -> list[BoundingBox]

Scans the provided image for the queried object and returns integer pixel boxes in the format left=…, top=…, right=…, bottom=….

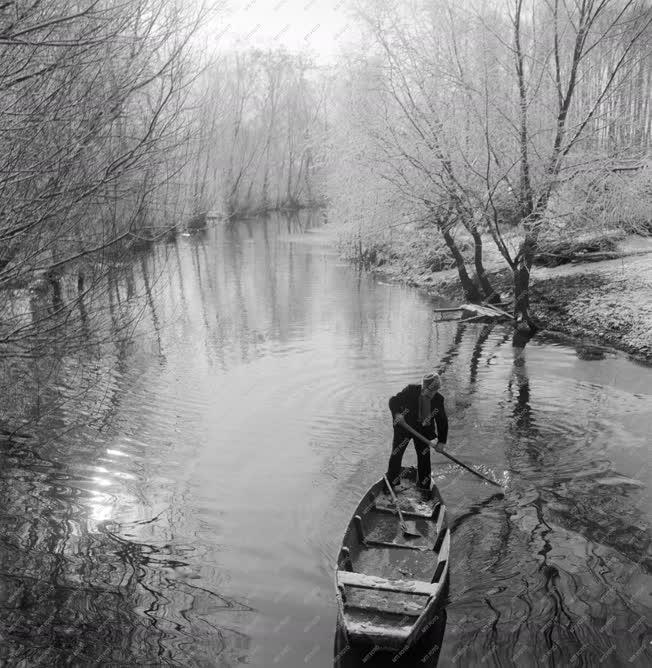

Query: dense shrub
left=406, top=228, right=473, bottom=272
left=336, top=231, right=400, bottom=268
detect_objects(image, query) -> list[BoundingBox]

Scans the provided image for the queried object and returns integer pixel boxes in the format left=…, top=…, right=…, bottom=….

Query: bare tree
left=192, top=48, right=329, bottom=219
left=332, top=0, right=651, bottom=326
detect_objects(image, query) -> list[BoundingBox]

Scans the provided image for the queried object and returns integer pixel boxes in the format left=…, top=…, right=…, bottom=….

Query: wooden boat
left=335, top=466, right=450, bottom=650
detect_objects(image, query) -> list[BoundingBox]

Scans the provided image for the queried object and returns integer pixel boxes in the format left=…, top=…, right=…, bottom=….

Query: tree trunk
left=442, top=228, right=483, bottom=303
left=470, top=228, right=500, bottom=303
left=513, top=232, right=538, bottom=331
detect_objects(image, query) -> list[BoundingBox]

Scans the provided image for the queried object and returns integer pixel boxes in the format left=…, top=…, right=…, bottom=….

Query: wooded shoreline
left=354, top=233, right=652, bottom=361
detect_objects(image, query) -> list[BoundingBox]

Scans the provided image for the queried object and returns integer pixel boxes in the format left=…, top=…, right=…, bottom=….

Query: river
left=0, top=212, right=650, bottom=667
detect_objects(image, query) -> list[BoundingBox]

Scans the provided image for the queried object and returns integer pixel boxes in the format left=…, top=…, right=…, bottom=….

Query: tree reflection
left=0, top=436, right=253, bottom=665
left=508, top=339, right=534, bottom=440
left=0, top=237, right=265, bottom=664
left=0, top=446, right=155, bottom=664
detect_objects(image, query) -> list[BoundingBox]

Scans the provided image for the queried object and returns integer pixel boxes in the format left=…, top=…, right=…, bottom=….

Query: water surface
left=0, top=212, right=650, bottom=666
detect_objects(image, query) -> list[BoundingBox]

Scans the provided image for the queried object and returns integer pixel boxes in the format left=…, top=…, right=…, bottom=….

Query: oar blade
left=402, top=521, right=422, bottom=538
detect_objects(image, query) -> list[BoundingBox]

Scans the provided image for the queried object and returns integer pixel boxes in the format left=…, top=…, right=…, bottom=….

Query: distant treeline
left=190, top=50, right=330, bottom=220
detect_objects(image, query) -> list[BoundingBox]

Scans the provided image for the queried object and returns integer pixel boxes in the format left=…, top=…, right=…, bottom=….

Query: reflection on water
left=0, top=211, right=650, bottom=666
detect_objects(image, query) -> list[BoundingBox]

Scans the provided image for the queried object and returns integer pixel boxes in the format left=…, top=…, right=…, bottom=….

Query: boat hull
left=334, top=466, right=450, bottom=650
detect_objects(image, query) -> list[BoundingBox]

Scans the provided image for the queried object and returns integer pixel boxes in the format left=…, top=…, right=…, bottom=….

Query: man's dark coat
left=388, top=383, right=448, bottom=442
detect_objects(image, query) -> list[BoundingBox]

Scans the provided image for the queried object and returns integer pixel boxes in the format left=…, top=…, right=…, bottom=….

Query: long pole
left=399, top=421, right=503, bottom=489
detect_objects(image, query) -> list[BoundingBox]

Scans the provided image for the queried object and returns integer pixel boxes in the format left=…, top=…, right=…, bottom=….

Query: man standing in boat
left=387, top=371, right=448, bottom=491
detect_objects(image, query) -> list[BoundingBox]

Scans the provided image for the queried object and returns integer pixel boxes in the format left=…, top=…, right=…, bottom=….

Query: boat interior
left=337, top=467, right=449, bottom=584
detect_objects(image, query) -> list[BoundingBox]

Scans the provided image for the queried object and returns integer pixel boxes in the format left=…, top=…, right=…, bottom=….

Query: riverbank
left=350, top=232, right=652, bottom=361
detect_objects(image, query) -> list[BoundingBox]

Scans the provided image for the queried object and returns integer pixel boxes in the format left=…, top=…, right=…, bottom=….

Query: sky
left=206, top=0, right=360, bottom=64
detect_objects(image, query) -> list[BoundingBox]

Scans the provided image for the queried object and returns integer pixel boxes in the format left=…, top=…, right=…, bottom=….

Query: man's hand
left=430, top=439, right=444, bottom=453
left=393, top=413, right=406, bottom=426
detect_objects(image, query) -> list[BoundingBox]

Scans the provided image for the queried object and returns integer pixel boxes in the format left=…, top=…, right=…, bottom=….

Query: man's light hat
left=422, top=371, right=440, bottom=391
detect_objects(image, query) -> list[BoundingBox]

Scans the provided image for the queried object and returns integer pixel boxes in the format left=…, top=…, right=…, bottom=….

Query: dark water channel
left=0, top=212, right=650, bottom=667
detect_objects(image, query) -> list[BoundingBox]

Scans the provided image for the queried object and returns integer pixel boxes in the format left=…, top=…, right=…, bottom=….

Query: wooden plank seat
left=337, top=570, right=440, bottom=597
left=343, top=587, right=426, bottom=617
